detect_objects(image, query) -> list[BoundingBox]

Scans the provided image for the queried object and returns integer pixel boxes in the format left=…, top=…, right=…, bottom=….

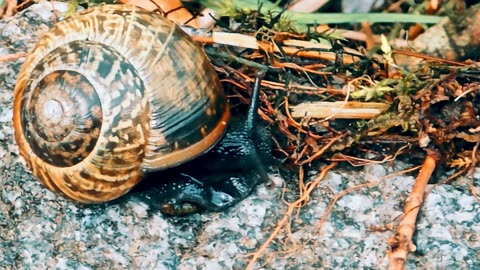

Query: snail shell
left=13, top=5, right=229, bottom=203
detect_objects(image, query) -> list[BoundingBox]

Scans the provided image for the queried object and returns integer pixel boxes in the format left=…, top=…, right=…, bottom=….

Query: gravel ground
left=1, top=3, right=479, bottom=269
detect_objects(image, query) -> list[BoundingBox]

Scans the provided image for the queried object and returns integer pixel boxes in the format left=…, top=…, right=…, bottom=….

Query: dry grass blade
left=287, top=0, right=329, bottom=13
left=289, top=101, right=390, bottom=119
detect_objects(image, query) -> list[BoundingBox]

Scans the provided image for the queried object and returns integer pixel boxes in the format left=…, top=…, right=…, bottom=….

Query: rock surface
left=0, top=3, right=479, bottom=269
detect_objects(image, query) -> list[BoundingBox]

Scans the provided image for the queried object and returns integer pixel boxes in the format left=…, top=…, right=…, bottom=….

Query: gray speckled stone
left=1, top=3, right=479, bottom=269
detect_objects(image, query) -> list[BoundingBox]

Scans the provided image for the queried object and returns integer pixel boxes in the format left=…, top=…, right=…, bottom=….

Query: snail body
left=13, top=4, right=271, bottom=213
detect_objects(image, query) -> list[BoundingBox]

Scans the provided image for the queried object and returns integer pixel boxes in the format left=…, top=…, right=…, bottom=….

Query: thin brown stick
left=0, top=52, right=27, bottom=62
left=0, top=0, right=17, bottom=18
left=191, top=35, right=361, bottom=64
left=387, top=149, right=440, bottom=270
left=246, top=162, right=337, bottom=270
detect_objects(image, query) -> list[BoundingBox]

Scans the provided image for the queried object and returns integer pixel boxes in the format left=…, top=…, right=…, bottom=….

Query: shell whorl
left=13, top=5, right=229, bottom=203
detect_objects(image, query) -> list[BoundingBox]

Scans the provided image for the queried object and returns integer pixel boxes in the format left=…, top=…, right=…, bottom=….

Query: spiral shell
left=13, top=5, right=229, bottom=203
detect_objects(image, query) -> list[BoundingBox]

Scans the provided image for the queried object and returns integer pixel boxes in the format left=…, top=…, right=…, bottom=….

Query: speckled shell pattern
left=13, top=5, right=229, bottom=203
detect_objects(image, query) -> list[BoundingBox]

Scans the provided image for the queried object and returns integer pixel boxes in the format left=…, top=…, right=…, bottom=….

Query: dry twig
left=0, top=0, right=16, bottom=18
left=387, top=149, right=440, bottom=269
left=0, top=52, right=27, bottom=62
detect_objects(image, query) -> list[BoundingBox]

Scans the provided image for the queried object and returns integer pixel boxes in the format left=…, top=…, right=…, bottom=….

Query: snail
left=13, top=4, right=272, bottom=214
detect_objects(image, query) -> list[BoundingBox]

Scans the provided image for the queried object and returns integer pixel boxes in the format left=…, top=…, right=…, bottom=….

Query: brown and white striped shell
left=13, top=5, right=229, bottom=203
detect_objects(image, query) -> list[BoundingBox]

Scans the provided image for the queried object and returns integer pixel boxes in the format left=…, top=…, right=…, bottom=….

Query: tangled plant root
left=246, top=162, right=337, bottom=269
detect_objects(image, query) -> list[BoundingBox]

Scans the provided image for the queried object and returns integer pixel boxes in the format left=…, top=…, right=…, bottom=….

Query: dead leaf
left=119, top=0, right=198, bottom=28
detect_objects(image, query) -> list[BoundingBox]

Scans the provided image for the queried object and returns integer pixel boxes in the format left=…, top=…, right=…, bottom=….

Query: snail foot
left=141, top=170, right=266, bottom=216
